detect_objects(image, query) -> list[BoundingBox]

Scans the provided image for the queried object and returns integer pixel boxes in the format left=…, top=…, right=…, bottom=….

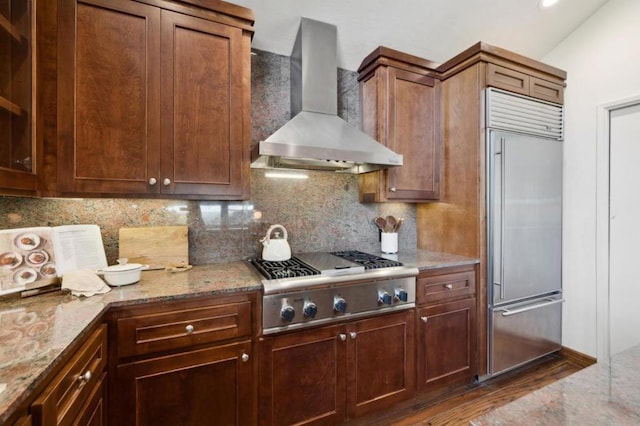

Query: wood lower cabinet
left=259, top=310, right=414, bottom=425
left=31, top=324, right=108, bottom=425
left=56, top=0, right=253, bottom=199
left=358, top=46, right=441, bottom=203
left=115, top=341, right=253, bottom=426
left=417, top=298, right=476, bottom=390
left=415, top=266, right=477, bottom=392
left=107, top=292, right=258, bottom=426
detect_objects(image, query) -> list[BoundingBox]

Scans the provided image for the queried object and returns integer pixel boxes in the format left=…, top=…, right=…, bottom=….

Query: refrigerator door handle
left=497, top=298, right=565, bottom=317
left=492, top=136, right=506, bottom=300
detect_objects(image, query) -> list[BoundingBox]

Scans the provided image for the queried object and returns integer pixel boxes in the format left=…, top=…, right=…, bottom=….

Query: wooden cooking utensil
left=374, top=217, right=387, bottom=232
left=385, top=216, right=397, bottom=233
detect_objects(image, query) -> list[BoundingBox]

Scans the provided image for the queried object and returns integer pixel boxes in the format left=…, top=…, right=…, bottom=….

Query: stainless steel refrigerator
left=486, top=88, right=565, bottom=377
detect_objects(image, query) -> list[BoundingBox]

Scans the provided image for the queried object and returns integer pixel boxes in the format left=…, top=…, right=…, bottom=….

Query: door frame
left=595, top=94, right=640, bottom=363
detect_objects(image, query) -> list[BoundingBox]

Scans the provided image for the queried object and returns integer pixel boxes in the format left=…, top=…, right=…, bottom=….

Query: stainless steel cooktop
left=251, top=251, right=418, bottom=335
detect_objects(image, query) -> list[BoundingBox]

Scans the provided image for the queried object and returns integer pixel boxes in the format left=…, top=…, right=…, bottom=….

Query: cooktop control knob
left=303, top=302, right=318, bottom=318
left=378, top=290, right=392, bottom=305
left=395, top=288, right=408, bottom=302
left=280, top=304, right=295, bottom=322
left=333, top=296, right=347, bottom=314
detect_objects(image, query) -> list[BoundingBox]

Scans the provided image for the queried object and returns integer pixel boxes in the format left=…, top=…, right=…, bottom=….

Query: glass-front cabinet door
left=0, top=0, right=36, bottom=194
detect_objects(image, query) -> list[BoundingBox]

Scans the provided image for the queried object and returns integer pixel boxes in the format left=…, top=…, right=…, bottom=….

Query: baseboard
left=559, top=346, right=597, bottom=368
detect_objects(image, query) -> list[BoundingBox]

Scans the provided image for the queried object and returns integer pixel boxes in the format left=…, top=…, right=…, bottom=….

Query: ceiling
left=232, top=0, right=609, bottom=71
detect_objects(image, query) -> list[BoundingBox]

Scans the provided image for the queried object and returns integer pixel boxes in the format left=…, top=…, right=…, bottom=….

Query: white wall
left=542, top=0, right=640, bottom=357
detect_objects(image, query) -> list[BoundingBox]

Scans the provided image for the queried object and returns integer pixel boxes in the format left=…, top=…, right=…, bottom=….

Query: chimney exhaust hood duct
left=250, top=18, right=403, bottom=174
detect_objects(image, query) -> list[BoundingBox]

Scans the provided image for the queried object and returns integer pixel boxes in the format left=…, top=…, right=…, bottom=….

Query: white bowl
left=97, top=263, right=147, bottom=286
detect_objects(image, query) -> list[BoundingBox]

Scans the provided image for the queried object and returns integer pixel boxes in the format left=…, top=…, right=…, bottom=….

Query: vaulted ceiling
left=233, top=0, right=609, bottom=71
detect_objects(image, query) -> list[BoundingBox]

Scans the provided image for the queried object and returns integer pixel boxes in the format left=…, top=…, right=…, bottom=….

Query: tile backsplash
left=0, top=50, right=416, bottom=265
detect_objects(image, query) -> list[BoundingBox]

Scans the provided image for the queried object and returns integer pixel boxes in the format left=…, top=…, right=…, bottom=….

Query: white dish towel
left=61, top=269, right=111, bottom=297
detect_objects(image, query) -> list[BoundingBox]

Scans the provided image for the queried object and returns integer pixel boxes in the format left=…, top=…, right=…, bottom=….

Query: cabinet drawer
left=31, top=324, right=107, bottom=425
left=116, top=300, right=252, bottom=359
left=486, top=63, right=529, bottom=96
left=417, top=268, right=476, bottom=305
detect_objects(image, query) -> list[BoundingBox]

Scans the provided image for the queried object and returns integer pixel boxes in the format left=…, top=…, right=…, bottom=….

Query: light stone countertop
left=0, top=250, right=477, bottom=423
left=471, top=344, right=640, bottom=425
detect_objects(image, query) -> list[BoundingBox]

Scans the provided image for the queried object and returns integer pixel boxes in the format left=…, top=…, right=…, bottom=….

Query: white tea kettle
left=261, top=224, right=291, bottom=261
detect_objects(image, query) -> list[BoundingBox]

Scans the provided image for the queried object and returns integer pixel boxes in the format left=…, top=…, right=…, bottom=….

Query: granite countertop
left=471, top=345, right=640, bottom=425
left=0, top=250, right=478, bottom=423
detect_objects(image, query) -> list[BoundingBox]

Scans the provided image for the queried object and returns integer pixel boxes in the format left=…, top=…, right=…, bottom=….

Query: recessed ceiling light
left=539, top=0, right=560, bottom=8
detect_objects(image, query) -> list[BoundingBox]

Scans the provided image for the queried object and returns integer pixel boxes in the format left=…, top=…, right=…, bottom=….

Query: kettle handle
left=263, top=224, right=288, bottom=243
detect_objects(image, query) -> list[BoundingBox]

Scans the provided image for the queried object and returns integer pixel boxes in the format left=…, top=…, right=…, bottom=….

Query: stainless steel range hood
left=250, top=18, right=403, bottom=174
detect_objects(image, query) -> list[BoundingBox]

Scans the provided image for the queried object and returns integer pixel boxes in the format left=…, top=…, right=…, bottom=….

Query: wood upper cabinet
left=0, top=0, right=38, bottom=195
left=107, top=292, right=258, bottom=426
left=358, top=47, right=441, bottom=203
left=56, top=0, right=253, bottom=199
left=486, top=63, right=564, bottom=104
left=259, top=310, right=414, bottom=425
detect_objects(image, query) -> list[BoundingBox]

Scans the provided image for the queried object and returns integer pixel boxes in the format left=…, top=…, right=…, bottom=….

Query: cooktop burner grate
left=330, top=250, right=403, bottom=269
left=251, top=257, right=320, bottom=280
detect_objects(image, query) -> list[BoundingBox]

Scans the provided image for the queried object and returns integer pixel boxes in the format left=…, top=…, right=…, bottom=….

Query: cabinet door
left=417, top=298, right=477, bottom=391
left=346, top=310, right=415, bottom=419
left=113, top=341, right=253, bottom=426
left=259, top=325, right=346, bottom=425
left=57, top=0, right=161, bottom=194
left=385, top=68, right=440, bottom=201
left=160, top=11, right=246, bottom=198
left=0, top=0, right=37, bottom=194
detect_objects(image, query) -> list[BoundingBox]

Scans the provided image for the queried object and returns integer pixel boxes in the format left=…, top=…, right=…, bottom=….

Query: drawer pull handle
left=148, top=178, right=157, bottom=185
left=349, top=331, right=357, bottom=339
left=163, top=178, right=171, bottom=186
left=241, top=353, right=250, bottom=362
left=445, top=284, right=453, bottom=290
left=185, top=324, right=194, bottom=334
left=339, top=333, right=347, bottom=341
left=421, top=316, right=428, bottom=323
left=78, top=370, right=92, bottom=384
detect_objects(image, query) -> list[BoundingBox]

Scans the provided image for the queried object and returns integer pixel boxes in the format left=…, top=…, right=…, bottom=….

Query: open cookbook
left=0, top=225, right=108, bottom=296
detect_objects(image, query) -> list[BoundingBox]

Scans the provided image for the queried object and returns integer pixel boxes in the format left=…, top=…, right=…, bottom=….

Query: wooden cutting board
left=118, top=226, right=189, bottom=270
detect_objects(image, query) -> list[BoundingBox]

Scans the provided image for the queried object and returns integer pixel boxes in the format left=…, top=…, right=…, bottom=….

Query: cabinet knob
left=148, top=178, right=157, bottom=185
left=339, top=333, right=347, bottom=341
left=445, top=284, right=453, bottom=290
left=77, top=370, right=92, bottom=384
left=349, top=331, right=357, bottom=339
left=241, top=353, right=250, bottom=362
left=420, top=316, right=428, bottom=323
left=163, top=178, right=171, bottom=186
left=389, top=187, right=397, bottom=192
left=185, top=324, right=194, bottom=334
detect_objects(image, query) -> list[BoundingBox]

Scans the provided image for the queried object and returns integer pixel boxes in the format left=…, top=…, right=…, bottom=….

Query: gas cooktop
left=251, top=250, right=404, bottom=281
left=253, top=251, right=419, bottom=335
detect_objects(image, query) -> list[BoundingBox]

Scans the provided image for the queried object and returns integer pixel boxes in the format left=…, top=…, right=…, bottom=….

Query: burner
left=251, top=257, right=320, bottom=280
left=330, top=250, right=403, bottom=269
